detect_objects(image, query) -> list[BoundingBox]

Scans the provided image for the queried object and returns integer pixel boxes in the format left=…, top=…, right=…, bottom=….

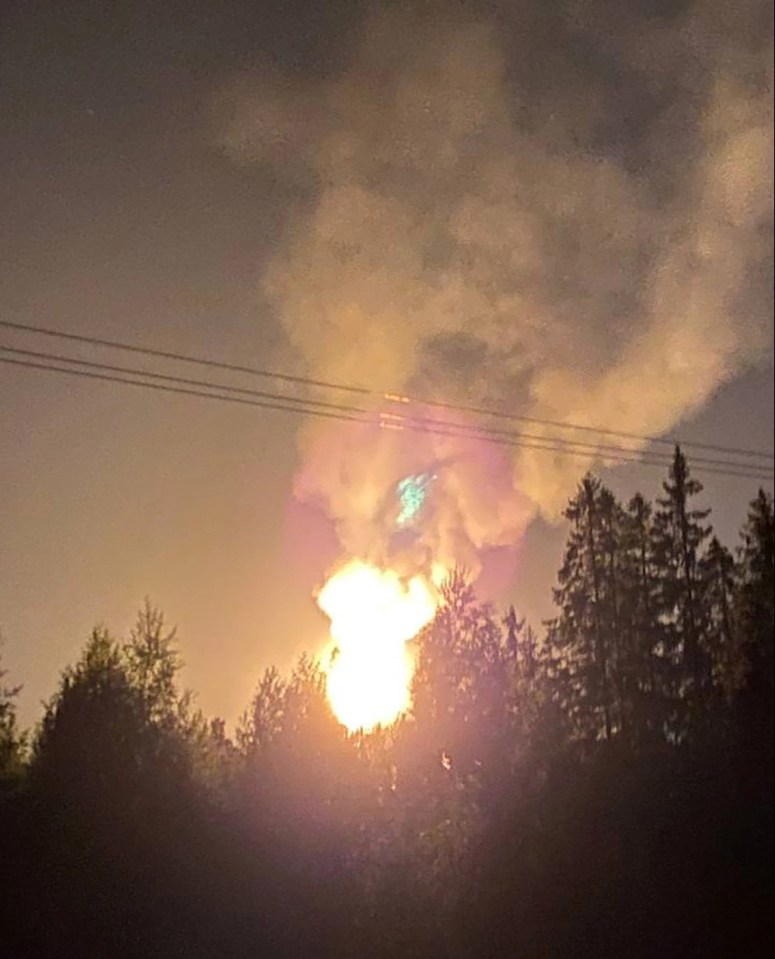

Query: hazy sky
left=1, top=0, right=772, bottom=731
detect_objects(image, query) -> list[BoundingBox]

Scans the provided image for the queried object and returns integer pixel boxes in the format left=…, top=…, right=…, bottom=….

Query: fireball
left=317, top=559, right=440, bottom=732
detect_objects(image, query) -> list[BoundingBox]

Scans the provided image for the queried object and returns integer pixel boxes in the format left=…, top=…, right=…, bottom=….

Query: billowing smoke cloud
left=214, top=1, right=773, bottom=573
left=291, top=411, right=534, bottom=578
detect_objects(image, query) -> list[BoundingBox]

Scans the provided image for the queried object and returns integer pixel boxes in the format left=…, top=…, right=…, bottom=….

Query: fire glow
left=317, top=560, right=440, bottom=732
left=299, top=423, right=525, bottom=732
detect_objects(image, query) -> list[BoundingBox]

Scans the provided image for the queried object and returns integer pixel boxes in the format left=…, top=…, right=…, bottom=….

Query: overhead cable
left=2, top=318, right=772, bottom=463
left=2, top=352, right=772, bottom=483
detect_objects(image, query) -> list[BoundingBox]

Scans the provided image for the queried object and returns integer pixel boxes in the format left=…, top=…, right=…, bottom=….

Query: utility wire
left=2, top=353, right=772, bottom=483
left=3, top=343, right=770, bottom=476
left=3, top=343, right=769, bottom=473
left=2, top=318, right=772, bottom=463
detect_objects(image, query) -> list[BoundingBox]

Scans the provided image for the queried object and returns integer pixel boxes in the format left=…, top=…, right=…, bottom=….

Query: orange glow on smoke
left=317, top=560, right=441, bottom=732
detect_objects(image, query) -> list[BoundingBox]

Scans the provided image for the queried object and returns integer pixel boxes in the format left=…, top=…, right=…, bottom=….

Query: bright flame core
left=317, top=560, right=440, bottom=732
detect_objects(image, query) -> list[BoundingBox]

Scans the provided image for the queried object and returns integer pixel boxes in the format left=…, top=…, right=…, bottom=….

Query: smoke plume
left=215, top=1, right=773, bottom=574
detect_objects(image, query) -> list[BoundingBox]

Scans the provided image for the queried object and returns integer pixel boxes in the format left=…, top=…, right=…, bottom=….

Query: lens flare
left=317, top=560, right=440, bottom=732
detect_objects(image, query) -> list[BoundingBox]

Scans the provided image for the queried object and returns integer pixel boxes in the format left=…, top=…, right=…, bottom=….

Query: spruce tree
left=735, top=489, right=774, bottom=725
left=652, top=447, right=712, bottom=730
left=547, top=476, right=628, bottom=742
left=699, top=536, right=740, bottom=700
left=622, top=492, right=666, bottom=741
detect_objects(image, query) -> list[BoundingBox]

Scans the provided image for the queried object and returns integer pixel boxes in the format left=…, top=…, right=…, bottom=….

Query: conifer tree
left=699, top=536, right=740, bottom=699
left=623, top=492, right=666, bottom=739
left=651, top=447, right=712, bottom=728
left=547, top=476, right=627, bottom=742
left=735, top=489, right=774, bottom=724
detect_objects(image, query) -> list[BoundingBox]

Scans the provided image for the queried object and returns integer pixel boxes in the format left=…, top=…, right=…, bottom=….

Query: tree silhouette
left=736, top=489, right=774, bottom=712
left=1, top=462, right=772, bottom=958
left=652, top=447, right=712, bottom=730
left=547, top=475, right=625, bottom=743
left=0, top=636, right=23, bottom=786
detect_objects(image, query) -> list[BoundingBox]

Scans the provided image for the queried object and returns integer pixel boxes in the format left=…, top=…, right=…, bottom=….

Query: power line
left=2, top=318, right=772, bottom=463
left=1, top=343, right=767, bottom=474
left=2, top=353, right=772, bottom=483
left=2, top=343, right=769, bottom=476
left=3, top=347, right=772, bottom=481
left=1, top=353, right=370, bottom=424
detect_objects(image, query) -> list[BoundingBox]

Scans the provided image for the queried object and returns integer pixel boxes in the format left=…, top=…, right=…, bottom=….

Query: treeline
left=1, top=448, right=772, bottom=958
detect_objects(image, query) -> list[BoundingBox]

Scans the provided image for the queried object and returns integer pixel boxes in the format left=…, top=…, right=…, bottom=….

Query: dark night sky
left=1, top=0, right=772, bottom=731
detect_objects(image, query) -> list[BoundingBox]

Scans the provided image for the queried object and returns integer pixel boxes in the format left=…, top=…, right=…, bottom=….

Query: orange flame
left=317, top=560, right=441, bottom=732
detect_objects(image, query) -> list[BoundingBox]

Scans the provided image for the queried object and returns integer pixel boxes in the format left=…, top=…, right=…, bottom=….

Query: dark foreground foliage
left=1, top=451, right=772, bottom=958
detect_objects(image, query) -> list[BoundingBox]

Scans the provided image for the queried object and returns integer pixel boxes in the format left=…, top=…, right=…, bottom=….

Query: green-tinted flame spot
left=396, top=473, right=435, bottom=527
